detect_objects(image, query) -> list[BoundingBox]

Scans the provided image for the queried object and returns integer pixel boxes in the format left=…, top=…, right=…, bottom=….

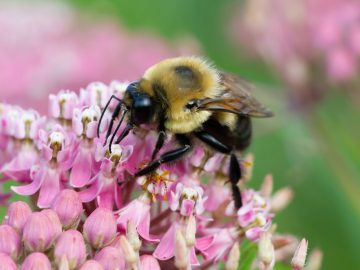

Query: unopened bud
left=0, top=253, right=17, bottom=270
left=174, top=229, right=189, bottom=269
left=305, top=248, right=323, bottom=270
left=79, top=260, right=105, bottom=270
left=271, top=187, right=293, bottom=212
left=4, top=201, right=32, bottom=234
left=94, top=246, right=125, bottom=270
left=83, top=208, right=117, bottom=249
left=291, top=238, right=308, bottom=270
left=52, top=189, right=83, bottom=229
left=258, top=232, right=275, bottom=267
left=21, top=252, right=52, bottom=270
left=0, top=225, right=21, bottom=260
left=54, top=230, right=87, bottom=270
left=260, top=174, right=273, bottom=197
left=225, top=242, right=240, bottom=270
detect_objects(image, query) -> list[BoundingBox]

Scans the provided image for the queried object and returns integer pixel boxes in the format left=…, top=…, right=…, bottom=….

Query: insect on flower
left=98, top=56, right=273, bottom=209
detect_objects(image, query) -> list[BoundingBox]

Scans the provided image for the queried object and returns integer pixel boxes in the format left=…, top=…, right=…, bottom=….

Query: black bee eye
left=132, top=95, right=155, bottom=124
left=185, top=100, right=199, bottom=110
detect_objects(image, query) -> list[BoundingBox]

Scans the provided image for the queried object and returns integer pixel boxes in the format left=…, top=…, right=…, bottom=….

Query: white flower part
left=110, top=81, right=130, bottom=97
left=255, top=213, right=267, bottom=227
left=58, top=91, right=77, bottom=102
left=21, top=110, right=36, bottom=123
left=82, top=82, right=111, bottom=108
left=170, top=183, right=205, bottom=215
left=81, top=106, right=98, bottom=122
left=253, top=193, right=267, bottom=208
left=49, top=131, right=65, bottom=144
left=110, top=144, right=123, bottom=159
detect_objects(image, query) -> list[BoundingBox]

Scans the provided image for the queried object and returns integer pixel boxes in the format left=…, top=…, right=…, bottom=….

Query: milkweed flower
left=0, top=83, right=318, bottom=269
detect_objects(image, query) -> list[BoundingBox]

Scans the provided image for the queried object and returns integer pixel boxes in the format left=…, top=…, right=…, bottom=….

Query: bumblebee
left=98, top=56, right=273, bottom=209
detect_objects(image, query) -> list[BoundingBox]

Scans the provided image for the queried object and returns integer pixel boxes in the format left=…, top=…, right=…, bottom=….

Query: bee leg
left=151, top=122, right=166, bottom=161
left=135, top=134, right=191, bottom=176
left=195, top=131, right=243, bottom=208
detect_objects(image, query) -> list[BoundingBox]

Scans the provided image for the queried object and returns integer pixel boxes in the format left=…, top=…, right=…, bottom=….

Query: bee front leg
left=135, top=134, right=191, bottom=176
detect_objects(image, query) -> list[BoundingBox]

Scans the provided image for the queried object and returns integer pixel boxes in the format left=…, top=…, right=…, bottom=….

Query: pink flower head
left=0, top=225, right=21, bottom=260
left=3, top=201, right=32, bottom=234
left=72, top=105, right=100, bottom=139
left=21, top=252, right=52, bottom=270
left=49, top=90, right=79, bottom=121
left=80, top=143, right=133, bottom=209
left=169, top=182, right=205, bottom=217
left=0, top=253, right=17, bottom=270
left=94, top=246, right=125, bottom=270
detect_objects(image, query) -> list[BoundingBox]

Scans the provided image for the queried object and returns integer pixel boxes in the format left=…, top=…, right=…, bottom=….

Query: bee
left=98, top=56, right=273, bottom=209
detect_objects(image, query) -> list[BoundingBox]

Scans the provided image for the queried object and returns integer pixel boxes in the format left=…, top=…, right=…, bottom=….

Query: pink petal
left=120, top=145, right=133, bottom=163
left=245, top=227, right=263, bottom=241
left=195, top=235, right=214, bottom=251
left=72, top=117, right=83, bottom=137
left=70, top=148, right=92, bottom=188
left=97, top=185, right=115, bottom=210
left=190, top=247, right=200, bottom=265
left=11, top=170, right=44, bottom=196
left=49, top=95, right=60, bottom=118
left=41, top=145, right=53, bottom=161
left=153, top=223, right=176, bottom=261
left=37, top=168, right=61, bottom=208
left=79, top=177, right=103, bottom=203
left=180, top=199, right=195, bottom=217
left=138, top=209, right=160, bottom=243
left=100, top=159, right=113, bottom=174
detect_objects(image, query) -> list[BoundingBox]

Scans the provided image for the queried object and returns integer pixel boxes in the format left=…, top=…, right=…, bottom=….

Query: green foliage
left=238, top=240, right=258, bottom=270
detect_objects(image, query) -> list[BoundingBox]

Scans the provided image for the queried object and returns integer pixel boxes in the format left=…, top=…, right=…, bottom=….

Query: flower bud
left=21, top=252, right=52, bottom=270
left=140, top=255, right=160, bottom=270
left=54, top=230, right=87, bottom=270
left=174, top=229, right=189, bottom=269
left=271, top=187, right=293, bottom=212
left=305, top=248, right=323, bottom=270
left=260, top=174, right=273, bottom=197
left=291, top=238, right=308, bottom=270
left=4, top=201, right=32, bottom=234
left=51, top=189, right=83, bottom=229
left=94, top=246, right=125, bottom=270
left=22, top=211, right=61, bottom=252
left=0, top=225, right=21, bottom=260
left=225, top=242, right=240, bottom=270
left=258, top=232, right=275, bottom=267
left=79, top=260, right=105, bottom=270
left=0, top=252, right=17, bottom=270
left=84, top=208, right=117, bottom=249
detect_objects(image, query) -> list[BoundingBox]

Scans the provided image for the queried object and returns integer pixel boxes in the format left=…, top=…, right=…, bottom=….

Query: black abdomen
left=201, top=116, right=252, bottom=151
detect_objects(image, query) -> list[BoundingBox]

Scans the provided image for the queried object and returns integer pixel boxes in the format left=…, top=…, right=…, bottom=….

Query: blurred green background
left=2, top=0, right=360, bottom=269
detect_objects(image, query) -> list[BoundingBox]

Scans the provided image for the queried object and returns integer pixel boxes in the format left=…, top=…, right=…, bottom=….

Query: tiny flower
left=83, top=208, right=117, bottom=249
left=291, top=238, right=308, bottom=270
left=21, top=252, right=52, bottom=270
left=0, top=225, right=21, bottom=260
left=225, top=242, right=240, bottom=270
left=79, top=260, right=105, bottom=270
left=169, top=183, right=205, bottom=216
left=258, top=232, right=275, bottom=269
left=51, top=189, right=83, bottom=229
left=94, top=246, right=125, bottom=270
left=22, top=211, right=62, bottom=252
left=140, top=255, right=160, bottom=270
left=4, top=201, right=32, bottom=234
left=54, top=230, right=87, bottom=270
left=0, top=252, right=17, bottom=270
left=80, top=82, right=112, bottom=109
left=49, top=90, right=79, bottom=121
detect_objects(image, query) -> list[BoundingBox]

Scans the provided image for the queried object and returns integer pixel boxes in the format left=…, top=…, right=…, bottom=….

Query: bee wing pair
left=198, top=72, right=274, bottom=117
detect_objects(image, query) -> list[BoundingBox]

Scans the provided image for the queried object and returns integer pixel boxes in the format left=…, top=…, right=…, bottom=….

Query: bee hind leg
left=135, top=134, right=191, bottom=176
left=194, top=131, right=243, bottom=209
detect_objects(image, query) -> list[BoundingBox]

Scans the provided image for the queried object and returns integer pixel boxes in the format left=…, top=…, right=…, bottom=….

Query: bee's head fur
left=136, top=56, right=221, bottom=133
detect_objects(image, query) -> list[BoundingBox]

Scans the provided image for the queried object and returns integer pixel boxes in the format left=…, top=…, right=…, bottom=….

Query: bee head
left=124, top=82, right=156, bottom=125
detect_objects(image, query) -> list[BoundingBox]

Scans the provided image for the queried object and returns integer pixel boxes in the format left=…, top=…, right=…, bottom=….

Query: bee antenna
left=115, top=123, right=134, bottom=145
left=108, top=107, right=127, bottom=153
left=97, top=95, right=123, bottom=138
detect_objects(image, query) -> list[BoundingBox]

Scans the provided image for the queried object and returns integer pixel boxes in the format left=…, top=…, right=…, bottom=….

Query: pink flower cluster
left=0, top=83, right=318, bottom=269
left=230, top=0, right=360, bottom=108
